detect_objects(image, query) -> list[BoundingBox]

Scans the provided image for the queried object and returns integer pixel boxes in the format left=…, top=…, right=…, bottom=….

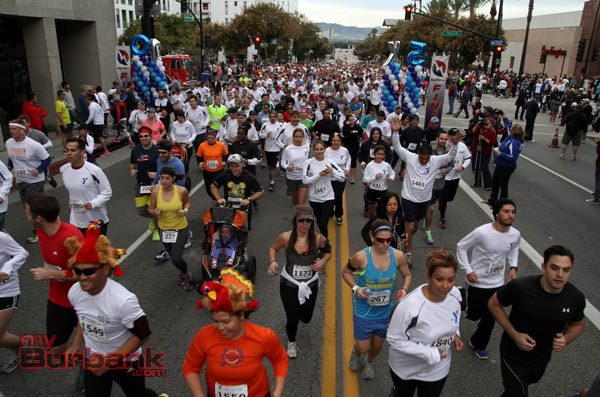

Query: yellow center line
left=321, top=217, right=337, bottom=397
left=341, top=192, right=359, bottom=397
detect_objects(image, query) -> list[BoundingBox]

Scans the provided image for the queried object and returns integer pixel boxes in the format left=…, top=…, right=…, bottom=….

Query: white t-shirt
left=6, top=136, right=49, bottom=184
left=388, top=285, right=461, bottom=382
left=325, top=146, right=351, bottom=181
left=170, top=120, right=196, bottom=144
left=68, top=279, right=146, bottom=357
left=128, top=109, right=148, bottom=133
left=302, top=157, right=345, bottom=203
left=366, top=120, right=392, bottom=140
left=392, top=134, right=456, bottom=203
left=0, top=231, right=28, bottom=298
left=370, top=88, right=382, bottom=105
left=0, top=160, right=13, bottom=213
left=60, top=161, right=112, bottom=228
left=363, top=160, right=394, bottom=190
left=185, top=105, right=209, bottom=135
left=456, top=223, right=521, bottom=288
left=86, top=102, right=105, bottom=126
left=276, top=123, right=310, bottom=148
left=444, top=141, right=471, bottom=181
left=281, top=144, right=310, bottom=180
left=259, top=121, right=283, bottom=152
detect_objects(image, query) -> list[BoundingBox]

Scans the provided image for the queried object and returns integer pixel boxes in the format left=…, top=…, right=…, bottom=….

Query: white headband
left=9, top=123, right=26, bottom=130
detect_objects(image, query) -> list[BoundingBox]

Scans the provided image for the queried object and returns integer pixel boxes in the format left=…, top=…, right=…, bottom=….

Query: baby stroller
left=198, top=206, right=256, bottom=283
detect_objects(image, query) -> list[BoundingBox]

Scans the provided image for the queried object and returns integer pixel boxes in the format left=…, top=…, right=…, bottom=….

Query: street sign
left=184, top=14, right=193, bottom=22
left=443, top=30, right=462, bottom=37
left=490, top=39, right=504, bottom=46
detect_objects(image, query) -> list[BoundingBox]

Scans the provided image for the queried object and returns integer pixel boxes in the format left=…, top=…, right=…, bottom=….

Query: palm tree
left=467, top=0, right=491, bottom=18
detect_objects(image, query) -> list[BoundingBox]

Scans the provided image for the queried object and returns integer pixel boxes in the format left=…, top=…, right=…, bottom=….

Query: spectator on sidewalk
left=524, top=97, right=540, bottom=142
left=587, top=137, right=600, bottom=205
left=561, top=103, right=587, bottom=161
left=21, top=93, right=48, bottom=133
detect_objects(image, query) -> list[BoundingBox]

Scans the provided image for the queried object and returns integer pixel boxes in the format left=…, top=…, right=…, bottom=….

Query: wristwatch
left=352, top=285, right=360, bottom=294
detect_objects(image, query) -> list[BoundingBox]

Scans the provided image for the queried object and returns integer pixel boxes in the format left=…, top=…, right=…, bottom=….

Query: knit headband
left=9, top=123, right=26, bottom=130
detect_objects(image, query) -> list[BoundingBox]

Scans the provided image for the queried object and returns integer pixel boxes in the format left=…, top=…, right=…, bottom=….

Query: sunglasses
left=157, top=151, right=169, bottom=155
left=374, top=237, right=393, bottom=244
left=73, top=267, right=101, bottom=276
left=139, top=135, right=150, bottom=138
left=297, top=218, right=313, bottom=224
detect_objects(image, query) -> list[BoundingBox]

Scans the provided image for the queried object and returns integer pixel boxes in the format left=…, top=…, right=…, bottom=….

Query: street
left=1, top=93, right=599, bottom=397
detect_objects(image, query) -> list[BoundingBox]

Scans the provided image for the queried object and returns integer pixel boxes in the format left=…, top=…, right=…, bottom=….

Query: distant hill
left=316, top=22, right=386, bottom=42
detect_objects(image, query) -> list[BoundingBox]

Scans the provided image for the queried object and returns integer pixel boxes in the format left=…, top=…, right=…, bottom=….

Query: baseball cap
left=572, top=102, right=578, bottom=107
left=227, top=154, right=245, bottom=164
left=448, top=127, right=462, bottom=136
left=431, top=116, right=440, bottom=123
left=295, top=204, right=315, bottom=221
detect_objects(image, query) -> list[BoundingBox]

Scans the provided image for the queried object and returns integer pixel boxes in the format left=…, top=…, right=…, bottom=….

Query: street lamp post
left=177, top=0, right=205, bottom=75
left=518, top=0, right=534, bottom=76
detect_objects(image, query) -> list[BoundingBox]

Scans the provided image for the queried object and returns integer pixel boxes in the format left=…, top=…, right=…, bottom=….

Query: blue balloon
left=382, top=75, right=389, bottom=81
left=131, top=35, right=151, bottom=56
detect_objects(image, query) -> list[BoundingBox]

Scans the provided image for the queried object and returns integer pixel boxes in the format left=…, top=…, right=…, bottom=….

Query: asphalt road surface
left=1, top=93, right=599, bottom=397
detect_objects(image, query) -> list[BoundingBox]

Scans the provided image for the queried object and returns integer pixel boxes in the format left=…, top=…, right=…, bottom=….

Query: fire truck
left=161, top=54, right=198, bottom=86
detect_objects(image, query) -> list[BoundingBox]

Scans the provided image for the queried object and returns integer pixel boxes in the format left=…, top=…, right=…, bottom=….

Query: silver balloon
left=383, top=41, right=401, bottom=67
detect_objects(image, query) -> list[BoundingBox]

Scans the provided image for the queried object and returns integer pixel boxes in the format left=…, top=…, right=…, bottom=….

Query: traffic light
left=180, top=0, right=188, bottom=13
left=494, top=45, right=504, bottom=54
left=540, top=53, right=547, bottom=64
left=252, top=34, right=262, bottom=47
left=593, top=48, right=600, bottom=62
left=576, top=39, right=586, bottom=62
left=404, top=5, right=413, bottom=21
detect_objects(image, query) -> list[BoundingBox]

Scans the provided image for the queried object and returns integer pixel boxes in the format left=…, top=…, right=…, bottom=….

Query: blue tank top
left=353, top=247, right=398, bottom=320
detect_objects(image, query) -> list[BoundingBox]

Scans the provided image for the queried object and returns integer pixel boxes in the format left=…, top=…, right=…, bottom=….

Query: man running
left=423, top=131, right=450, bottom=245
left=130, top=126, right=159, bottom=240
left=5, top=119, right=51, bottom=242
left=456, top=198, right=521, bottom=360
left=60, top=138, right=112, bottom=235
left=488, top=245, right=585, bottom=397
left=390, top=122, right=459, bottom=267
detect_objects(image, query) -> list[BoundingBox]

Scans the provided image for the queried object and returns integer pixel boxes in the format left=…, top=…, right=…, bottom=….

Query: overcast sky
left=298, top=0, right=587, bottom=28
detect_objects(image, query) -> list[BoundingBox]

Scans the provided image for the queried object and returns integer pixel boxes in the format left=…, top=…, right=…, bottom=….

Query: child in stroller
left=210, top=224, right=239, bottom=270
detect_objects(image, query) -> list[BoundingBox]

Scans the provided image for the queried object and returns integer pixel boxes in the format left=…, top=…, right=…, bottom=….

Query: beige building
left=501, top=11, right=582, bottom=77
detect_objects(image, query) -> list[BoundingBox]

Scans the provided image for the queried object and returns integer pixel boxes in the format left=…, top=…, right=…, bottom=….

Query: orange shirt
left=196, top=141, right=228, bottom=172
left=182, top=321, right=288, bottom=397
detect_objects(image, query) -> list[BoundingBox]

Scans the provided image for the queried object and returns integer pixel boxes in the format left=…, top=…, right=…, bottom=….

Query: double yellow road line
left=321, top=193, right=359, bottom=397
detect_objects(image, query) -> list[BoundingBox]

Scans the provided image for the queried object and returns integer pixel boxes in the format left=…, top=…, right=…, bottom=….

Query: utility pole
left=141, top=0, right=157, bottom=38
left=178, top=0, right=205, bottom=74
left=490, top=0, right=504, bottom=73
left=518, top=0, right=534, bottom=76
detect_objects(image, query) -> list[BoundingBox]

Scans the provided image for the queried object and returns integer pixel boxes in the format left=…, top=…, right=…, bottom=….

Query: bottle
left=362, top=288, right=372, bottom=298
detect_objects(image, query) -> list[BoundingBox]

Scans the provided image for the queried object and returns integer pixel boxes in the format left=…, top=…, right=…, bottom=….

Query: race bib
left=369, top=148, right=375, bottom=158
left=80, top=316, right=106, bottom=341
left=371, top=181, right=383, bottom=190
left=215, top=383, right=248, bottom=397
left=292, top=265, right=313, bottom=280
left=314, top=185, right=328, bottom=195
left=410, top=178, right=426, bottom=190
left=321, top=133, right=330, bottom=141
left=431, top=335, right=454, bottom=351
left=207, top=160, right=219, bottom=169
left=161, top=230, right=178, bottom=244
left=139, top=185, right=152, bottom=195
left=408, top=142, right=417, bottom=151
left=70, top=201, right=86, bottom=212
left=367, top=290, right=390, bottom=306
left=15, top=168, right=29, bottom=176
left=489, top=262, right=505, bottom=276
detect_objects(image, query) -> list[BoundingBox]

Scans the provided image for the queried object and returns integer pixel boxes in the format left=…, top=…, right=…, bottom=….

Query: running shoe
left=184, top=231, right=193, bottom=249
left=586, top=198, right=600, bottom=205
left=468, top=339, right=489, bottom=360
left=152, top=229, right=160, bottom=241
left=362, top=360, right=375, bottom=380
left=155, top=250, right=169, bottom=262
left=182, top=273, right=194, bottom=291
left=570, top=156, right=576, bottom=161
left=336, top=217, right=343, bottom=225
left=424, top=231, right=434, bottom=245
left=176, top=273, right=186, bottom=285
left=405, top=252, right=413, bottom=269
left=49, top=176, right=58, bottom=188
left=27, top=233, right=38, bottom=243
left=269, top=181, right=274, bottom=192
left=98, top=150, right=111, bottom=158
left=559, top=154, right=565, bottom=160
left=350, top=178, right=355, bottom=184
left=0, top=353, right=19, bottom=374
left=349, top=348, right=362, bottom=372
left=438, top=219, right=447, bottom=229
left=287, top=342, right=298, bottom=358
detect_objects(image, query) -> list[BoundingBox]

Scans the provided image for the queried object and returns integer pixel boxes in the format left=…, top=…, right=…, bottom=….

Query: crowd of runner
left=1, top=62, right=599, bottom=396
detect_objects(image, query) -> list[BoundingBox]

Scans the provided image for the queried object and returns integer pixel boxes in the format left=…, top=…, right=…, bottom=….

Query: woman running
left=280, top=128, right=310, bottom=206
left=361, top=191, right=405, bottom=250
left=267, top=205, right=331, bottom=359
left=325, top=134, right=350, bottom=225
left=183, top=269, right=288, bottom=397
left=362, top=145, right=395, bottom=219
left=387, top=248, right=464, bottom=397
left=149, top=166, right=192, bottom=290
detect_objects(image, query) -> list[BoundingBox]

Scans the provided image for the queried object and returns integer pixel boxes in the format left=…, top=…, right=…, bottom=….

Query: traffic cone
left=548, top=127, right=560, bottom=148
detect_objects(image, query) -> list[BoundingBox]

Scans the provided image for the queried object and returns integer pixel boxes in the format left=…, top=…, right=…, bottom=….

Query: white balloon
left=159, top=66, right=165, bottom=72
left=153, top=92, right=159, bottom=98
left=419, top=72, right=426, bottom=79
left=404, top=97, right=410, bottom=104
left=385, top=66, right=391, bottom=74
left=414, top=65, right=423, bottom=73
left=156, top=60, right=163, bottom=67
left=132, top=55, right=140, bottom=62
left=408, top=102, right=414, bottom=109
left=411, top=107, right=418, bottom=114
left=389, top=75, right=396, bottom=82
left=392, top=81, right=399, bottom=88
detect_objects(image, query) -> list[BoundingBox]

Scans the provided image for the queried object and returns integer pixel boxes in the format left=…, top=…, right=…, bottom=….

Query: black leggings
left=161, top=226, right=188, bottom=274
left=489, top=165, right=516, bottom=204
left=331, top=180, right=346, bottom=218
left=279, top=281, right=318, bottom=342
left=84, top=360, right=145, bottom=397
left=309, top=200, right=334, bottom=238
left=390, top=367, right=447, bottom=397
left=466, top=285, right=500, bottom=350
left=500, top=354, right=547, bottom=397
left=202, top=169, right=222, bottom=199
